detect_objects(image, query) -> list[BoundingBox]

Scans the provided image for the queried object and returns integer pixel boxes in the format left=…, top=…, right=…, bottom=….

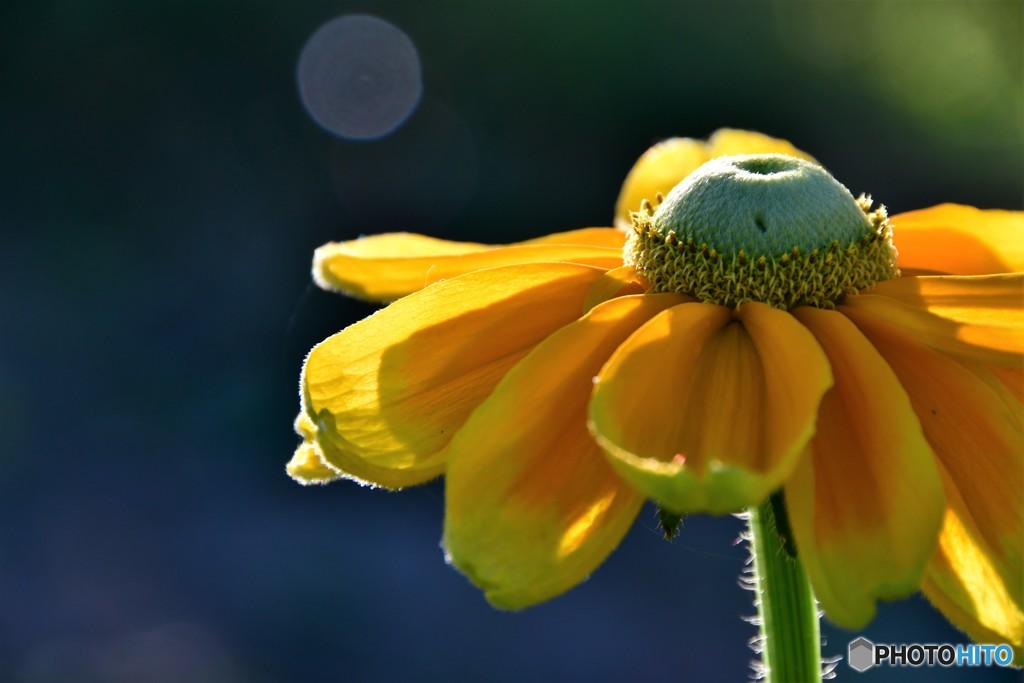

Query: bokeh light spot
left=297, top=15, right=422, bottom=140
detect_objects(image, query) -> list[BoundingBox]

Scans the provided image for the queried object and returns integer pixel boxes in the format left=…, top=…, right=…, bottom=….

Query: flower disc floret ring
left=627, top=154, right=899, bottom=309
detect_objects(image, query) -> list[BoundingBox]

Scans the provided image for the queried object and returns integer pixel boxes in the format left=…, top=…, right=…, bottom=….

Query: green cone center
left=625, top=154, right=899, bottom=309
left=655, top=154, right=872, bottom=256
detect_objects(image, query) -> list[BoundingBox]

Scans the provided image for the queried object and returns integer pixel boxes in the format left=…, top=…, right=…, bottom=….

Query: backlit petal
left=924, top=464, right=1024, bottom=662
left=846, top=307, right=1024, bottom=650
left=614, top=138, right=710, bottom=228
left=314, top=228, right=625, bottom=301
left=613, top=129, right=815, bottom=229
left=989, top=363, right=1024, bottom=404
left=287, top=413, right=343, bottom=485
left=846, top=274, right=1024, bottom=366
left=582, top=266, right=649, bottom=313
left=589, top=302, right=832, bottom=514
left=867, top=274, right=1024, bottom=329
left=891, top=204, right=1024, bottom=275
left=301, top=263, right=607, bottom=489
left=705, top=128, right=816, bottom=162
left=523, top=227, right=627, bottom=248
left=444, top=294, right=685, bottom=609
left=785, top=307, right=943, bottom=628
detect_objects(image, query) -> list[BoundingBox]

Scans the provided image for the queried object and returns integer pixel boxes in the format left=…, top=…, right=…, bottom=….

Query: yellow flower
left=290, top=129, right=1023, bottom=656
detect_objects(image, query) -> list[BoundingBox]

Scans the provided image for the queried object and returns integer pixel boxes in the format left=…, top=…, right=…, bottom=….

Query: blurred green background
left=2, top=1, right=1021, bottom=681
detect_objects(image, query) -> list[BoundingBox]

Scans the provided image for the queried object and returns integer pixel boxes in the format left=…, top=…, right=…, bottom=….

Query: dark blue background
left=2, top=1, right=1021, bottom=681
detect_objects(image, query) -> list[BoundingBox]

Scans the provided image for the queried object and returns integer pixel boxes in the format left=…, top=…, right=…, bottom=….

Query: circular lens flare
left=297, top=15, right=423, bottom=140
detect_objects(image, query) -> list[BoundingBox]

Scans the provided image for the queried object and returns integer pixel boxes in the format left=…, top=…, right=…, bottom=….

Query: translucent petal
left=785, top=307, right=943, bottom=628
left=848, top=309, right=1024, bottom=653
left=846, top=274, right=1024, bottom=366
left=589, top=302, right=832, bottom=514
left=444, top=294, right=685, bottom=608
left=582, top=266, right=648, bottom=313
left=614, top=138, right=710, bottom=229
left=301, top=263, right=606, bottom=488
left=705, top=128, right=817, bottom=162
left=924, top=466, right=1024, bottom=663
left=891, top=204, right=1024, bottom=275
left=314, top=228, right=624, bottom=301
left=287, top=413, right=343, bottom=485
left=613, top=129, right=815, bottom=229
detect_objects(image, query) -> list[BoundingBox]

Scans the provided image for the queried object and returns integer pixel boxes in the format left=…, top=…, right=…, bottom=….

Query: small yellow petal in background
left=891, top=204, right=1024, bottom=275
left=589, top=302, right=831, bottom=514
left=444, top=294, right=684, bottom=609
left=847, top=274, right=1024, bottom=366
left=314, top=227, right=624, bottom=302
left=786, top=307, right=944, bottom=628
left=705, top=128, right=817, bottom=163
left=613, top=129, right=815, bottom=228
left=614, top=138, right=710, bottom=229
left=302, top=263, right=607, bottom=489
left=845, top=303, right=1024, bottom=654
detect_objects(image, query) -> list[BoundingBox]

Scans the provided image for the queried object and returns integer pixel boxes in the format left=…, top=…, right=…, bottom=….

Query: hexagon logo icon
left=848, top=637, right=875, bottom=672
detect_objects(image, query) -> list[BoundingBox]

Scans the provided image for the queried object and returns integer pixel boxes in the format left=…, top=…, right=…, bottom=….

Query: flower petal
left=287, top=413, right=343, bottom=485
left=582, top=266, right=648, bottom=313
left=444, top=294, right=685, bottom=609
left=989, top=363, right=1024, bottom=404
left=891, top=204, right=1024, bottom=275
left=614, top=138, right=710, bottom=229
left=301, top=263, right=607, bottom=489
left=523, top=227, right=626, bottom=248
left=843, top=303, right=1024, bottom=652
left=846, top=274, right=1024, bottom=366
left=705, top=128, right=817, bottom=162
left=314, top=228, right=625, bottom=302
left=785, top=307, right=944, bottom=628
left=589, top=302, right=832, bottom=514
left=924, top=464, right=1024, bottom=662
left=867, top=274, right=1024, bottom=329
left=613, top=129, right=815, bottom=229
